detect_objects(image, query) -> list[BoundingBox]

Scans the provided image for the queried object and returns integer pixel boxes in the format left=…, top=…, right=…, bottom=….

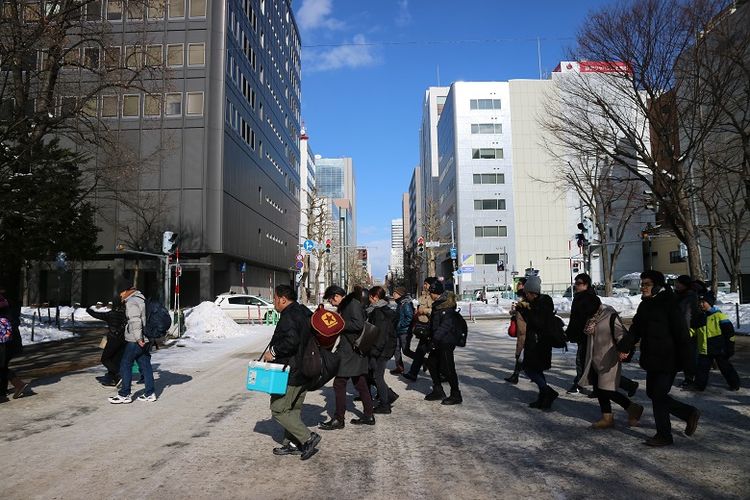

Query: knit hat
left=698, top=291, right=716, bottom=306
left=428, top=281, right=444, bottom=295
left=116, top=275, right=134, bottom=293
left=524, top=276, right=542, bottom=295
left=323, top=285, right=346, bottom=300
left=393, top=286, right=407, bottom=297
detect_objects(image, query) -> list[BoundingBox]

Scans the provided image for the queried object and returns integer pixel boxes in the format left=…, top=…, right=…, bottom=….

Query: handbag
left=507, top=317, right=517, bottom=338
left=411, top=320, right=431, bottom=341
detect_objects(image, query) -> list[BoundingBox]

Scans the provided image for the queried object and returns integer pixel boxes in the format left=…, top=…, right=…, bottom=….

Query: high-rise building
left=299, top=126, right=318, bottom=297
left=390, top=218, right=404, bottom=277
left=419, top=87, right=450, bottom=225
left=316, top=156, right=357, bottom=287
left=31, top=0, right=303, bottom=306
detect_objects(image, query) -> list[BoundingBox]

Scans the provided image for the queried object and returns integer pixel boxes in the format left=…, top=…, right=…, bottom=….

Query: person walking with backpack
left=319, top=285, right=375, bottom=430
left=686, top=291, right=740, bottom=392
left=366, top=286, right=399, bottom=414
left=423, top=281, right=462, bottom=405
left=578, top=294, right=644, bottom=429
left=108, top=277, right=156, bottom=404
left=391, top=286, right=414, bottom=375
left=86, top=300, right=127, bottom=387
left=617, top=270, right=700, bottom=447
left=516, top=276, right=558, bottom=410
left=262, top=285, right=321, bottom=460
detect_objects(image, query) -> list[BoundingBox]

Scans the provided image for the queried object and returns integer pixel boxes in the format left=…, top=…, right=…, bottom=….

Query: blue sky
left=294, top=0, right=611, bottom=280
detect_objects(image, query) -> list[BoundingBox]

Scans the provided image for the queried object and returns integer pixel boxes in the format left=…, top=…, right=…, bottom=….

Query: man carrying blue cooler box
left=262, top=284, right=321, bottom=460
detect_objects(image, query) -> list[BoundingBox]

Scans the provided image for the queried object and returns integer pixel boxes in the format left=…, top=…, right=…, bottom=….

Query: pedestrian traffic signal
left=417, top=237, right=424, bottom=253
left=497, top=260, right=505, bottom=272
left=162, top=231, right=178, bottom=254
left=325, top=239, right=331, bottom=253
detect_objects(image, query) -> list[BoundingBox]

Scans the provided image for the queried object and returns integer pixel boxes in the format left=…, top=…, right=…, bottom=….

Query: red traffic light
left=417, top=237, right=424, bottom=244
left=325, top=239, right=332, bottom=245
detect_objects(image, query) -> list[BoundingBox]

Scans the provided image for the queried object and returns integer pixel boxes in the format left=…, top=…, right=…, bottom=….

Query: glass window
left=63, top=48, right=80, bottom=66
left=168, top=0, right=184, bottom=18
left=106, top=0, right=122, bottom=20
left=125, top=46, right=143, bottom=68
left=472, top=148, right=503, bottom=159
left=60, top=96, right=77, bottom=116
left=186, top=92, right=203, bottom=115
left=166, top=44, right=183, bottom=67
left=144, top=94, right=160, bottom=116
left=145, top=44, right=162, bottom=65
left=476, top=254, right=500, bottom=265
left=187, top=43, right=204, bottom=66
left=165, top=92, right=181, bottom=115
left=147, top=0, right=164, bottom=19
left=81, top=98, right=97, bottom=116
left=470, top=99, right=501, bottom=110
left=104, top=46, right=121, bottom=68
left=189, top=0, right=205, bottom=17
left=127, top=0, right=144, bottom=20
left=101, top=95, right=118, bottom=117
left=84, top=47, right=100, bottom=69
left=227, top=297, right=248, bottom=305
left=122, top=94, right=140, bottom=117
left=85, top=0, right=101, bottom=20
left=475, top=226, right=507, bottom=237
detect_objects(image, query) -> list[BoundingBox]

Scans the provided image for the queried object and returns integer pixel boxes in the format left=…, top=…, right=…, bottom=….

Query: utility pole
left=451, top=220, right=457, bottom=294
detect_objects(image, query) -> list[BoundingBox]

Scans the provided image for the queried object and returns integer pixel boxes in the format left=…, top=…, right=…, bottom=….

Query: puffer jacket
left=520, top=294, right=555, bottom=372
left=335, top=292, right=369, bottom=377
left=430, top=292, right=460, bottom=346
left=269, top=301, right=314, bottom=386
left=367, top=300, right=397, bottom=360
left=395, top=294, right=414, bottom=336
left=123, top=291, right=147, bottom=343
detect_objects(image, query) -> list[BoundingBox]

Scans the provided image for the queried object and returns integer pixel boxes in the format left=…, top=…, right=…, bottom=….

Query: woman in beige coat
left=579, top=295, right=643, bottom=429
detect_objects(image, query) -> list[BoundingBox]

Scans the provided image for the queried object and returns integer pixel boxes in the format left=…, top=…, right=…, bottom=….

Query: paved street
left=2, top=321, right=749, bottom=499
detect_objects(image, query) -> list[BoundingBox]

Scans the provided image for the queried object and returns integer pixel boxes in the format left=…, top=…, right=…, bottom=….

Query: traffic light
left=497, top=260, right=505, bottom=272
left=325, top=239, right=331, bottom=253
left=162, top=231, right=178, bottom=254
left=417, top=237, right=424, bottom=253
left=575, top=222, right=588, bottom=249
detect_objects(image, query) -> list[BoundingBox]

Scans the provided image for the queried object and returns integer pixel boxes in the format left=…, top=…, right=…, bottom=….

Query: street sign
left=425, top=241, right=441, bottom=248
left=295, top=261, right=304, bottom=270
left=455, top=269, right=463, bottom=275
left=450, top=248, right=457, bottom=259
left=303, top=240, right=315, bottom=252
left=240, top=262, right=247, bottom=273
left=295, top=253, right=304, bottom=262
left=461, top=266, right=474, bottom=273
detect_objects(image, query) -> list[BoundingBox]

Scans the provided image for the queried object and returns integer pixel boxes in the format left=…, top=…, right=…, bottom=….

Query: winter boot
left=504, top=371, right=519, bottom=384
left=528, top=391, right=543, bottom=408
left=627, top=402, right=644, bottom=427
left=539, top=386, right=559, bottom=410
left=591, top=413, right=615, bottom=429
left=424, top=387, right=446, bottom=401
left=441, top=391, right=463, bottom=405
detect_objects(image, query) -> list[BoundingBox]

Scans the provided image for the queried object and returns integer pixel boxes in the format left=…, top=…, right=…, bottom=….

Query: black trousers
left=646, top=371, right=696, bottom=438
left=427, top=345, right=459, bottom=395
left=405, top=338, right=430, bottom=376
left=101, top=335, right=126, bottom=378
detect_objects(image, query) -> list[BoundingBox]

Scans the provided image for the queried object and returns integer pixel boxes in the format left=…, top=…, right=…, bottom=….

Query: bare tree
left=422, top=199, right=441, bottom=276
left=345, top=248, right=368, bottom=291
left=299, top=188, right=330, bottom=303
left=544, top=0, right=737, bottom=278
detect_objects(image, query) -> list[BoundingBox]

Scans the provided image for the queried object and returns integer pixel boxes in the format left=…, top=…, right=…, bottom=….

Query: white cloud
left=304, top=34, right=379, bottom=73
left=296, top=0, right=344, bottom=31
left=395, top=0, right=411, bottom=27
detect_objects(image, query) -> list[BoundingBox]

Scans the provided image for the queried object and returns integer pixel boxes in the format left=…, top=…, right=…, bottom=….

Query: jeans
left=646, top=371, right=696, bottom=438
left=524, top=369, right=547, bottom=390
left=118, top=342, right=155, bottom=397
left=393, top=333, right=411, bottom=368
left=427, top=345, right=460, bottom=395
left=333, top=375, right=373, bottom=420
left=270, top=385, right=310, bottom=446
left=695, top=354, right=740, bottom=389
left=369, top=357, right=391, bottom=406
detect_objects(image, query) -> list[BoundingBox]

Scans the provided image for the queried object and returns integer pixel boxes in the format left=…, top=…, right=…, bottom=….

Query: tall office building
left=298, top=126, right=318, bottom=296
left=418, top=87, right=450, bottom=228
left=30, top=0, right=303, bottom=306
left=390, top=218, right=404, bottom=276
left=315, top=156, right=357, bottom=287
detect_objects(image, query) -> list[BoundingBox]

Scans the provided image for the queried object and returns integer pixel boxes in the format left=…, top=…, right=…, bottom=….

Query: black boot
left=539, top=386, right=559, bottom=410
left=441, top=391, right=463, bottom=405
left=424, top=387, right=446, bottom=401
left=528, top=391, right=543, bottom=408
left=504, top=372, right=519, bottom=384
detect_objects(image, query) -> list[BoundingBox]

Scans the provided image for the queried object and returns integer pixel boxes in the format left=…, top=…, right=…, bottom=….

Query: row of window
left=14, top=0, right=208, bottom=22
left=474, top=199, right=506, bottom=210
left=43, top=43, right=205, bottom=71
left=91, top=91, right=204, bottom=118
left=473, top=173, right=505, bottom=184
left=472, top=148, right=504, bottom=159
left=475, top=226, right=508, bottom=238
left=471, top=123, right=502, bottom=134
left=470, top=99, right=501, bottom=110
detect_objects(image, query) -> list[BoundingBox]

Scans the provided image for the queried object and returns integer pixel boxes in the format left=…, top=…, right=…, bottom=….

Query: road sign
left=450, top=248, right=457, bottom=259
left=240, top=262, right=247, bottom=273
left=296, top=253, right=304, bottom=262
left=455, top=269, right=463, bottom=275
left=461, top=266, right=474, bottom=273
left=425, top=241, right=441, bottom=248
left=295, top=261, right=304, bottom=270
left=303, top=240, right=315, bottom=252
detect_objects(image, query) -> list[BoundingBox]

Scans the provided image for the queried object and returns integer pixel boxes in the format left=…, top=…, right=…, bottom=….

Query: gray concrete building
left=32, top=0, right=303, bottom=306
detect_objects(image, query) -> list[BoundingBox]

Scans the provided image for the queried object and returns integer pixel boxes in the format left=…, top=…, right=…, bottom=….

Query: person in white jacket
left=108, top=277, right=156, bottom=404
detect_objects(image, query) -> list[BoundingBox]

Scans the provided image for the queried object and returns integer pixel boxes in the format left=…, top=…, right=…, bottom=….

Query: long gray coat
left=335, top=293, right=368, bottom=377
left=579, top=304, right=627, bottom=392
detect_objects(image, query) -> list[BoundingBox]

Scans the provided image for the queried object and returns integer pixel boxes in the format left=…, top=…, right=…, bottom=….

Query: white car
left=214, top=294, right=275, bottom=322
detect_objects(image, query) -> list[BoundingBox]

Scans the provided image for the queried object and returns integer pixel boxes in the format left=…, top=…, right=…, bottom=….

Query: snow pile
left=19, top=321, right=77, bottom=344
left=18, top=306, right=99, bottom=344
left=184, top=301, right=255, bottom=340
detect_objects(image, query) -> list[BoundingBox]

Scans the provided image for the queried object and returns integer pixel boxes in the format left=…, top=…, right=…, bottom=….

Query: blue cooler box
left=246, top=361, right=289, bottom=395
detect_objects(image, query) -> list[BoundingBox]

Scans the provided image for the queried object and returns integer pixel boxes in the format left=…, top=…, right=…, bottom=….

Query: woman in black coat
left=86, top=300, right=127, bottom=386
left=617, top=270, right=700, bottom=447
left=517, top=276, right=558, bottom=410
left=319, top=286, right=375, bottom=430
left=366, top=286, right=398, bottom=414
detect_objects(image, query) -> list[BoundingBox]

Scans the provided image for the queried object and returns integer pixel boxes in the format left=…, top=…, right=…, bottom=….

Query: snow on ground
left=182, top=301, right=250, bottom=340
left=18, top=306, right=99, bottom=344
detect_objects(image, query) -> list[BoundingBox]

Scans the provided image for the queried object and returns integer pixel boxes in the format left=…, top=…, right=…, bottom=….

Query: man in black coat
left=424, top=281, right=462, bottom=405
left=617, top=270, right=700, bottom=447
left=262, top=285, right=321, bottom=460
left=87, top=301, right=127, bottom=386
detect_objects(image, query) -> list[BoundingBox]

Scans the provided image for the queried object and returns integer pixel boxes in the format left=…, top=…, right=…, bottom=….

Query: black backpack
left=547, top=315, right=568, bottom=349
left=302, top=336, right=341, bottom=390
left=455, top=310, right=468, bottom=347
left=143, top=298, right=172, bottom=340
